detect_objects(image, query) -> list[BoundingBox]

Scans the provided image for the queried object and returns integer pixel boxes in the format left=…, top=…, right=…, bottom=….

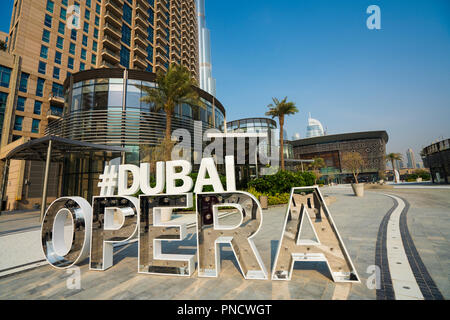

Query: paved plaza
left=0, top=186, right=448, bottom=300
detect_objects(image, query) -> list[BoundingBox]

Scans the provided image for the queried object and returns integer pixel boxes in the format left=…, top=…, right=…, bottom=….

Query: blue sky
left=1, top=0, right=449, bottom=160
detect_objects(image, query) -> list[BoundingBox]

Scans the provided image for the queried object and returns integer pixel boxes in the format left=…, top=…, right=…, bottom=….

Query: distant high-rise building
left=406, top=148, right=417, bottom=169
left=306, top=113, right=325, bottom=138
left=196, top=0, right=215, bottom=96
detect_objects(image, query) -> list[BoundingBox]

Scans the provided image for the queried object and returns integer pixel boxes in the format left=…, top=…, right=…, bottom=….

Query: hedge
left=247, top=170, right=316, bottom=195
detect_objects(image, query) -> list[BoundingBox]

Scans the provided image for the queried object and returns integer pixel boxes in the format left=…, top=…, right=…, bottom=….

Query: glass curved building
left=226, top=118, right=278, bottom=184
left=46, top=68, right=226, bottom=198
left=306, top=114, right=325, bottom=138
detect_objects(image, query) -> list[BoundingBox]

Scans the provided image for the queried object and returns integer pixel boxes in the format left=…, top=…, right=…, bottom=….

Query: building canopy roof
left=5, top=136, right=127, bottom=161
left=292, top=131, right=389, bottom=147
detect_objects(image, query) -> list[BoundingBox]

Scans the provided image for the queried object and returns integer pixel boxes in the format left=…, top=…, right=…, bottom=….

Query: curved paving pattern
left=376, top=193, right=444, bottom=300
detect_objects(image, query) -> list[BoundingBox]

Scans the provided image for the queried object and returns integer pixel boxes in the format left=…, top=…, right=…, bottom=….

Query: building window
left=85, top=9, right=90, bottom=20
left=52, top=83, right=64, bottom=98
left=14, top=116, right=23, bottom=131
left=123, top=3, right=132, bottom=25
left=93, top=28, right=98, bottom=39
left=120, top=46, right=130, bottom=68
left=0, top=66, right=12, bottom=88
left=16, top=96, right=26, bottom=111
left=92, top=40, right=97, bottom=51
left=42, top=29, right=51, bottom=43
left=38, top=61, right=47, bottom=74
left=55, top=51, right=62, bottom=64
left=69, top=42, right=76, bottom=55
left=83, top=22, right=89, bottom=34
left=91, top=54, right=96, bottom=65
left=71, top=29, right=77, bottom=41
left=147, top=45, right=153, bottom=61
left=81, top=48, right=86, bottom=60
left=40, top=45, right=49, bottom=59
left=121, top=25, right=131, bottom=46
left=147, top=27, right=154, bottom=42
left=95, top=15, right=99, bottom=26
left=46, top=0, right=54, bottom=13
left=50, top=105, right=63, bottom=117
left=62, top=0, right=68, bottom=6
left=36, top=78, right=45, bottom=97
left=32, top=119, right=40, bottom=134
left=82, top=35, right=88, bottom=46
left=96, top=4, right=100, bottom=15
left=68, top=57, right=74, bottom=69
left=0, top=92, right=8, bottom=135
left=19, top=73, right=29, bottom=92
left=58, top=21, right=65, bottom=34
left=80, top=62, right=85, bottom=71
left=56, top=36, right=64, bottom=49
left=53, top=67, right=60, bottom=79
left=44, top=14, right=52, bottom=28
left=34, top=101, right=42, bottom=115
left=60, top=7, right=67, bottom=20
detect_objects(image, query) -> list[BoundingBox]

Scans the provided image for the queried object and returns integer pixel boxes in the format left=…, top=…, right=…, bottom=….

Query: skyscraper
left=306, top=113, right=325, bottom=138
left=196, top=0, right=215, bottom=96
left=0, top=0, right=200, bottom=210
left=406, top=148, right=417, bottom=169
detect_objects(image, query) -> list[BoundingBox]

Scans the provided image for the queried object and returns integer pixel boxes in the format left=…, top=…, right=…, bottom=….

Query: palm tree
left=265, top=97, right=298, bottom=171
left=386, top=153, right=403, bottom=183
left=140, top=64, right=203, bottom=160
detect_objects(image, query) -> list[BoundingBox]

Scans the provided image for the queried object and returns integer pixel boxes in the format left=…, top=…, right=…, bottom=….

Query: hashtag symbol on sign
left=98, top=165, right=118, bottom=196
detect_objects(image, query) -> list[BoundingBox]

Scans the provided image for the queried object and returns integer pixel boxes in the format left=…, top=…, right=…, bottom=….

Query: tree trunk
left=391, top=159, right=396, bottom=183
left=165, top=109, right=173, bottom=161
left=279, top=116, right=285, bottom=171
left=353, top=172, right=358, bottom=184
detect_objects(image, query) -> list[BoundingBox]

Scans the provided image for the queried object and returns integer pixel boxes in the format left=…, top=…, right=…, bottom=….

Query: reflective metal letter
left=272, top=187, right=360, bottom=282
left=90, top=196, right=138, bottom=270
left=41, top=197, right=92, bottom=269
left=196, top=192, right=267, bottom=279
left=139, top=194, right=195, bottom=276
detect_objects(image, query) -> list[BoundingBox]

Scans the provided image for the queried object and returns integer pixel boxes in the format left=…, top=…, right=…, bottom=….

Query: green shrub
left=247, top=187, right=290, bottom=205
left=247, top=170, right=315, bottom=195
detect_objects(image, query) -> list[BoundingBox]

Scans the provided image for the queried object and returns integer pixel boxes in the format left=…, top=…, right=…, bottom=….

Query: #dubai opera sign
left=41, top=156, right=360, bottom=283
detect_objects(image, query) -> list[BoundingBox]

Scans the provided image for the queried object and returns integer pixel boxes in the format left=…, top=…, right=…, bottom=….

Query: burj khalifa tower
left=196, top=0, right=216, bottom=97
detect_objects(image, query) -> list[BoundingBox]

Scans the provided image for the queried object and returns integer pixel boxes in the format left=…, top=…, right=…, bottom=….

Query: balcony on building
left=133, top=55, right=147, bottom=70
left=136, top=2, right=150, bottom=16
left=104, top=22, right=122, bottom=39
left=135, top=13, right=148, bottom=28
left=101, top=47, right=120, bottom=64
left=105, top=0, right=123, bottom=18
left=134, top=31, right=147, bottom=47
left=134, top=23, right=147, bottom=39
left=47, top=105, right=64, bottom=121
left=133, top=44, right=147, bottom=59
left=102, top=34, right=121, bottom=51
left=48, top=92, right=64, bottom=105
left=104, top=8, right=122, bottom=28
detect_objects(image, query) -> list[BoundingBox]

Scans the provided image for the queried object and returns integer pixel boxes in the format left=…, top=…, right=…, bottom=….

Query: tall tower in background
left=406, top=148, right=417, bottom=169
left=196, top=0, right=216, bottom=96
left=306, top=113, right=325, bottom=138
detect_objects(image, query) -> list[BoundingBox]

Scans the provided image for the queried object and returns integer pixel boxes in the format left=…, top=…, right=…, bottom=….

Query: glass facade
left=46, top=70, right=226, bottom=200
left=227, top=118, right=278, bottom=184
left=67, top=77, right=225, bottom=129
